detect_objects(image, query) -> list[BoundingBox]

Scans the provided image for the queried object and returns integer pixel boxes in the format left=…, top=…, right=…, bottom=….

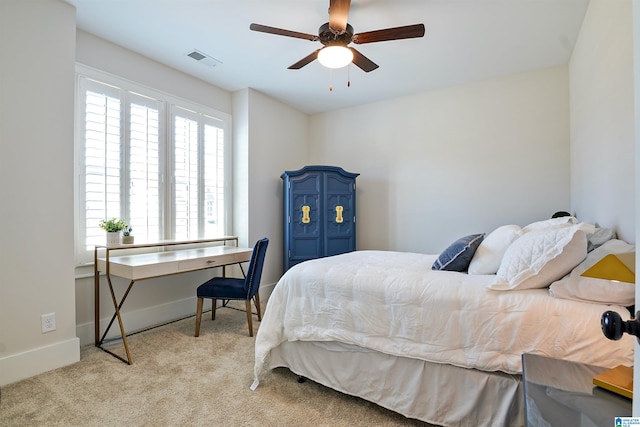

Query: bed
left=251, top=219, right=635, bottom=426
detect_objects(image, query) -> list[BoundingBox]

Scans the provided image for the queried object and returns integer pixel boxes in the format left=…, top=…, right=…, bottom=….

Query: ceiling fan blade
left=250, top=23, right=318, bottom=41
left=288, top=49, right=321, bottom=69
left=329, top=0, right=351, bottom=32
left=353, top=24, right=425, bottom=44
left=349, top=47, right=379, bottom=72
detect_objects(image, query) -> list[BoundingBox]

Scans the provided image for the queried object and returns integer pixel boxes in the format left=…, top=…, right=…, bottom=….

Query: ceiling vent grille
left=187, top=49, right=222, bottom=67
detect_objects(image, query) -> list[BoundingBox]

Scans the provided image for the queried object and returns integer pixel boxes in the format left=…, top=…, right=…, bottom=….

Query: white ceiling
left=66, top=0, right=589, bottom=114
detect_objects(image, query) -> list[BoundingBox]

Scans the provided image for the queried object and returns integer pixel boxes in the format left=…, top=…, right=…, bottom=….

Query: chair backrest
left=244, top=237, right=269, bottom=299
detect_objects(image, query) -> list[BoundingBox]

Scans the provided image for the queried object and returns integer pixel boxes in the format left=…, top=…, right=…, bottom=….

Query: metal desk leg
left=97, top=276, right=136, bottom=365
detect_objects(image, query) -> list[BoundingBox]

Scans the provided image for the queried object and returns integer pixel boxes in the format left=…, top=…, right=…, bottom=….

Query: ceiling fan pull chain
left=347, top=64, right=351, bottom=87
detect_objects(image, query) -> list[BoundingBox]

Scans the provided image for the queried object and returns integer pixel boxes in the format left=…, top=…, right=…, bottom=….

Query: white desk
left=94, top=237, right=252, bottom=364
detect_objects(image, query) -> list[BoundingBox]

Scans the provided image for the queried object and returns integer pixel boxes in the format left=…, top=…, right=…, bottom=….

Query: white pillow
left=489, top=225, right=587, bottom=291
left=468, top=225, right=522, bottom=275
left=549, top=239, right=635, bottom=305
left=521, top=216, right=578, bottom=233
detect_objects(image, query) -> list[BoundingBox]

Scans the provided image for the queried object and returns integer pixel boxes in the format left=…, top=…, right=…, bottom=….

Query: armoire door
left=324, top=171, right=356, bottom=257
left=287, top=171, right=322, bottom=267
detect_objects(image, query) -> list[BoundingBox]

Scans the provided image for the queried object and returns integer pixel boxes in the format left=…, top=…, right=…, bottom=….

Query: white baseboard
left=0, top=337, right=80, bottom=387
left=76, top=282, right=277, bottom=347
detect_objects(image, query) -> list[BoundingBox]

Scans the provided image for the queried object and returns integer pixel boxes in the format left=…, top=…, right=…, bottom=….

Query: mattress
left=253, top=250, right=634, bottom=390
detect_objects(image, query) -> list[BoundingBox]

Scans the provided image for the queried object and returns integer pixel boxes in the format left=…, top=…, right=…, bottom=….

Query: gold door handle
left=301, top=205, right=310, bottom=223
left=335, top=205, right=344, bottom=223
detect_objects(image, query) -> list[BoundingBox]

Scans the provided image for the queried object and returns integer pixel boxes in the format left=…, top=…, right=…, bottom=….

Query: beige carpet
left=0, top=303, right=434, bottom=426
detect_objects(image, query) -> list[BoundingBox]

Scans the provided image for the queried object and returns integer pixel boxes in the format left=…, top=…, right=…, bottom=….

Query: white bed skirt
left=269, top=340, right=524, bottom=427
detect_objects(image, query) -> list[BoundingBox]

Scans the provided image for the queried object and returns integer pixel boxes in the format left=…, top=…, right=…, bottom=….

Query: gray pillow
left=587, top=227, right=616, bottom=252
left=433, top=234, right=485, bottom=272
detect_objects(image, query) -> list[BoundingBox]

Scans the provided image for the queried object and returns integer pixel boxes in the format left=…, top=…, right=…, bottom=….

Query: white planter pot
left=106, top=231, right=121, bottom=245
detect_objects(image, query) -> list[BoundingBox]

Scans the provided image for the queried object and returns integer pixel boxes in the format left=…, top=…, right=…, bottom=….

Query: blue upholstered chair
left=194, top=237, right=269, bottom=337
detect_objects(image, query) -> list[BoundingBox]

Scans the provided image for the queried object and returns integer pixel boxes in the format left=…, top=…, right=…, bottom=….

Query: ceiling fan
left=250, top=0, right=425, bottom=72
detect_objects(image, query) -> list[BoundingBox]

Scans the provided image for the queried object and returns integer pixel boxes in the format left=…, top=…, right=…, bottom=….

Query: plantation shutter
left=128, top=94, right=162, bottom=243
left=203, top=119, right=225, bottom=237
left=173, top=109, right=200, bottom=240
left=82, top=79, right=123, bottom=254
left=172, top=107, right=226, bottom=240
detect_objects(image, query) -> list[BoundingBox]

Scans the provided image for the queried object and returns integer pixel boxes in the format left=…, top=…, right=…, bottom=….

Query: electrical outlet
left=41, top=313, right=56, bottom=333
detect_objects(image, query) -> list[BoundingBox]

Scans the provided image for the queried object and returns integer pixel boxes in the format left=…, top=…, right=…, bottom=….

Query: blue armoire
left=281, top=166, right=359, bottom=271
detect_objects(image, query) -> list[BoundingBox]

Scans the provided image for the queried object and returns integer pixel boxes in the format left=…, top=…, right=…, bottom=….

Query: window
left=75, top=67, right=231, bottom=264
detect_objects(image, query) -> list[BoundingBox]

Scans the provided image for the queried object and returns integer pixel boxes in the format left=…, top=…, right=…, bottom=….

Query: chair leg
left=195, top=297, right=204, bottom=337
left=245, top=300, right=254, bottom=337
left=254, top=292, right=262, bottom=321
left=212, top=298, right=217, bottom=320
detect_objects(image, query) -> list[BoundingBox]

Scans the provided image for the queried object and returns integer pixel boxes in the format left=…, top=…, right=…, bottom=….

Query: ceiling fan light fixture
left=318, top=45, right=353, bottom=68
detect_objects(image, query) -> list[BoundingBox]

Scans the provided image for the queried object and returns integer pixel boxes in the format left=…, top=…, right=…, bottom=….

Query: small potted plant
left=122, top=226, right=134, bottom=244
left=99, top=218, right=127, bottom=245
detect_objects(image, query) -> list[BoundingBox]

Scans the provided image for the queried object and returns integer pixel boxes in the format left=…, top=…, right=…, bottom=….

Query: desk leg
left=98, top=276, right=135, bottom=365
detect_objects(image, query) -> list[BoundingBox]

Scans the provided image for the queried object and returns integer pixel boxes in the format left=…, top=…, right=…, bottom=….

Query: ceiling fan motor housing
left=319, top=22, right=354, bottom=46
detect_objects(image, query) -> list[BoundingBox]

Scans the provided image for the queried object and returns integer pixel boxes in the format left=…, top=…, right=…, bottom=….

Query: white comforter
left=252, top=251, right=634, bottom=389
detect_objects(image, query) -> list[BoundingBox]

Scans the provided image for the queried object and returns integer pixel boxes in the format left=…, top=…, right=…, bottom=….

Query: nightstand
left=522, top=353, right=632, bottom=426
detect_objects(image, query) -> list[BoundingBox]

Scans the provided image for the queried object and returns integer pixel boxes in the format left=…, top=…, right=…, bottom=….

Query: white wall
left=233, top=88, right=309, bottom=291
left=309, top=66, right=571, bottom=254
left=569, top=0, right=636, bottom=243
left=0, top=0, right=79, bottom=385
left=568, top=0, right=638, bottom=415
left=76, top=30, right=232, bottom=115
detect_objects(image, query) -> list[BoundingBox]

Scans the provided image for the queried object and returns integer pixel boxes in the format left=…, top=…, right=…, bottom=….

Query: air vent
left=187, top=51, right=206, bottom=61
left=186, top=49, right=222, bottom=67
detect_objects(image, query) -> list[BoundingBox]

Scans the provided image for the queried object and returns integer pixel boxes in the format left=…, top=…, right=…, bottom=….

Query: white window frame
left=74, top=64, right=232, bottom=265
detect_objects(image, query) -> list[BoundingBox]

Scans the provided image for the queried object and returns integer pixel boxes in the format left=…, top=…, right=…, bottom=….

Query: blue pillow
left=432, top=234, right=485, bottom=272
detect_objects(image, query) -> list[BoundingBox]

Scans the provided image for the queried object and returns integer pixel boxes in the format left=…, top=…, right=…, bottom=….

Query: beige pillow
left=549, top=239, right=635, bottom=305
